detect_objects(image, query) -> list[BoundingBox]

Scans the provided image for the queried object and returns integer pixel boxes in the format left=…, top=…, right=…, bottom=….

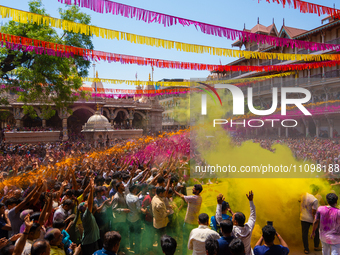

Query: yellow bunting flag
left=206, top=72, right=295, bottom=84
left=1, top=5, right=340, bottom=61
left=82, top=77, right=191, bottom=87
left=82, top=72, right=295, bottom=87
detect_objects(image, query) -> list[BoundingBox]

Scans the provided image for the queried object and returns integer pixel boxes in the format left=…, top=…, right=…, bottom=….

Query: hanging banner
left=1, top=6, right=340, bottom=60
left=261, top=0, right=340, bottom=18
left=57, top=0, right=340, bottom=52
left=82, top=77, right=191, bottom=87
left=80, top=87, right=191, bottom=94
left=82, top=72, right=294, bottom=87
left=1, top=32, right=340, bottom=67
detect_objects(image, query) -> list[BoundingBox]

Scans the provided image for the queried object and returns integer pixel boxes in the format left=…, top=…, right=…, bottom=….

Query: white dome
left=82, top=111, right=113, bottom=132
left=86, top=113, right=109, bottom=125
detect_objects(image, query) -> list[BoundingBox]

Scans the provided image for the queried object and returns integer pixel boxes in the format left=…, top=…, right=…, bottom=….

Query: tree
left=0, top=0, right=93, bottom=118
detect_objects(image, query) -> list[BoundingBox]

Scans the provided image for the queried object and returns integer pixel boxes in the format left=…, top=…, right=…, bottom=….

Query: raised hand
left=217, top=194, right=225, bottom=204
left=246, top=190, right=254, bottom=201
left=62, top=180, right=68, bottom=188
left=9, top=233, right=22, bottom=242
left=24, top=214, right=34, bottom=230
left=74, top=244, right=82, bottom=255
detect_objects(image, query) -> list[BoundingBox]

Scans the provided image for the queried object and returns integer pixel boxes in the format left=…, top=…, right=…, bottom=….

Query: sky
left=0, top=0, right=338, bottom=90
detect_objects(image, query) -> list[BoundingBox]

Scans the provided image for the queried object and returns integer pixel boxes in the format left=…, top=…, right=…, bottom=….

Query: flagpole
left=93, top=63, right=97, bottom=110
left=152, top=66, right=154, bottom=84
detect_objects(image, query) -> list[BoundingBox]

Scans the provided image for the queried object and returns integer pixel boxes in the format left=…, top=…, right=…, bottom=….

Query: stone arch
left=22, top=109, right=42, bottom=128
left=72, top=106, right=95, bottom=115
left=102, top=108, right=110, bottom=119
left=134, top=111, right=146, bottom=119
left=33, top=107, right=42, bottom=118
left=132, top=111, right=145, bottom=129
left=113, top=108, right=129, bottom=119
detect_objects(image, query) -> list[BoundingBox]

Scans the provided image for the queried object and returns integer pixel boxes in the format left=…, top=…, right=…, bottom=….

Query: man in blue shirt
left=93, top=231, right=121, bottom=255
left=253, top=225, right=289, bottom=255
left=217, top=219, right=234, bottom=255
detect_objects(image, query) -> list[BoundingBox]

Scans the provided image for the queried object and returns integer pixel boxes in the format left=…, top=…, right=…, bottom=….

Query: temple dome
left=82, top=111, right=113, bottom=132
left=87, top=112, right=109, bottom=125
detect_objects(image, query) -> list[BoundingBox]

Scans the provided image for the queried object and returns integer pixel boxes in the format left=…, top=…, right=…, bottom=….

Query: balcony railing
left=297, top=77, right=310, bottom=85
left=325, top=69, right=340, bottom=78
left=249, top=45, right=259, bottom=51
left=326, top=37, right=340, bottom=45
left=260, top=85, right=271, bottom=92
left=272, top=59, right=282, bottom=65
left=282, top=79, right=295, bottom=87
left=231, top=72, right=239, bottom=78
left=272, top=82, right=281, bottom=88
left=297, top=49, right=308, bottom=54
left=260, top=60, right=271, bottom=66
left=310, top=73, right=322, bottom=79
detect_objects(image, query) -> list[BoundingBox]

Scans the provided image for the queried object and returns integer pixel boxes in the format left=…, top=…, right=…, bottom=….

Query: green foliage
left=22, top=105, right=38, bottom=119
left=0, top=0, right=93, bottom=118
left=0, top=110, right=11, bottom=121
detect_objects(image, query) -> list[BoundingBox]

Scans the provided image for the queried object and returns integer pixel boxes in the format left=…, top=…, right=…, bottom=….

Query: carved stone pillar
left=129, top=109, right=134, bottom=128
left=59, top=108, right=70, bottom=141
left=16, top=119, right=21, bottom=128
left=109, top=108, right=115, bottom=125
left=13, top=107, right=24, bottom=128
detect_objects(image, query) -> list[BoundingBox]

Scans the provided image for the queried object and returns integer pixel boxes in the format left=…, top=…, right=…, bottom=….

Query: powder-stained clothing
left=184, top=195, right=202, bottom=225
left=50, top=245, right=66, bottom=255
left=112, top=192, right=128, bottom=223
left=316, top=206, right=340, bottom=245
left=81, top=208, right=100, bottom=245
left=232, top=201, right=256, bottom=255
left=126, top=193, right=141, bottom=222
left=151, top=195, right=169, bottom=229
left=300, top=193, right=318, bottom=223
left=142, top=194, right=153, bottom=222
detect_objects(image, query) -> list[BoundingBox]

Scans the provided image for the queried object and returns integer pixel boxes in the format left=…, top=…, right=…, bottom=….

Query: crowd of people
left=233, top=137, right=340, bottom=170
left=2, top=127, right=61, bottom=133
left=0, top=131, right=339, bottom=255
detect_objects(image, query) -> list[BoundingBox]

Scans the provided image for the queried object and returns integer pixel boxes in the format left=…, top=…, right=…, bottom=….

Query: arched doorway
left=68, top=108, right=93, bottom=135
left=114, top=111, right=128, bottom=129
left=46, top=112, right=62, bottom=129
left=133, top=112, right=144, bottom=129
left=308, top=119, right=316, bottom=137
left=22, top=112, right=42, bottom=128
left=0, top=110, right=15, bottom=128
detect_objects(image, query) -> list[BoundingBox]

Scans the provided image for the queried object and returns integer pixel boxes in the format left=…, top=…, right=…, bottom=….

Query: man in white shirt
left=53, top=199, right=73, bottom=222
left=300, top=192, right=319, bottom=253
left=231, top=191, right=256, bottom=255
left=174, top=184, right=203, bottom=255
left=188, top=213, right=220, bottom=255
left=122, top=169, right=144, bottom=194
left=126, top=185, right=142, bottom=254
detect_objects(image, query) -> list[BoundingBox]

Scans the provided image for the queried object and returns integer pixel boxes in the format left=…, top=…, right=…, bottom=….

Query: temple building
left=0, top=77, right=163, bottom=143
left=210, top=16, right=340, bottom=138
